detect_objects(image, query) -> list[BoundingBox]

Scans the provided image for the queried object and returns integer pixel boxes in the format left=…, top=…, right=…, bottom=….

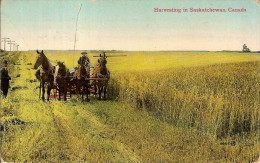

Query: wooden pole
left=73, top=4, right=82, bottom=67
left=1, top=38, right=10, bottom=51
left=73, top=4, right=82, bottom=51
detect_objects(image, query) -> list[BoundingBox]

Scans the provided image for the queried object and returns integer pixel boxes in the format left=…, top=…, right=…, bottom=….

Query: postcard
left=1, top=0, right=260, bottom=162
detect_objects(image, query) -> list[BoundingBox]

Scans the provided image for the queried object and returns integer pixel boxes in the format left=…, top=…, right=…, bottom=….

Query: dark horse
left=55, top=61, right=70, bottom=101
left=73, top=64, right=90, bottom=101
left=92, top=53, right=110, bottom=100
left=34, top=50, right=55, bottom=101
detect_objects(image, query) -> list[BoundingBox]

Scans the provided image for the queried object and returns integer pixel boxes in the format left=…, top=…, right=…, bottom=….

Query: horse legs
left=39, top=82, right=42, bottom=100
left=70, top=86, right=72, bottom=98
left=81, top=85, right=84, bottom=101
left=103, top=86, right=107, bottom=100
left=98, top=86, right=103, bottom=100
left=59, top=86, right=67, bottom=101
left=47, top=84, right=52, bottom=101
left=80, top=80, right=84, bottom=101
left=58, top=87, right=61, bottom=101
left=42, top=83, right=45, bottom=101
left=93, top=81, right=97, bottom=95
left=75, top=80, right=80, bottom=100
left=86, top=93, right=89, bottom=102
left=85, top=84, right=90, bottom=102
left=66, top=81, right=73, bottom=99
left=64, top=86, right=67, bottom=101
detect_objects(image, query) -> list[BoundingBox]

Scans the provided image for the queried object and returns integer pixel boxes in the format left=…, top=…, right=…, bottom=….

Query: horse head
left=34, top=50, right=44, bottom=69
left=98, top=53, right=107, bottom=68
left=95, top=53, right=109, bottom=78
left=57, top=61, right=67, bottom=77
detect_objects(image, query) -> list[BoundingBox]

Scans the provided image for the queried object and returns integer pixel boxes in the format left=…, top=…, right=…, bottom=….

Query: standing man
left=0, top=60, right=11, bottom=98
left=78, top=52, right=90, bottom=66
left=78, top=52, right=91, bottom=77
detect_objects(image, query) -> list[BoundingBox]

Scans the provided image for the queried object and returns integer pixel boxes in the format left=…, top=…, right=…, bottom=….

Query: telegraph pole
left=7, top=41, right=15, bottom=51
left=17, top=44, right=19, bottom=51
left=12, top=43, right=18, bottom=51
left=1, top=38, right=10, bottom=51
left=8, top=43, right=12, bottom=51
left=13, top=43, right=17, bottom=51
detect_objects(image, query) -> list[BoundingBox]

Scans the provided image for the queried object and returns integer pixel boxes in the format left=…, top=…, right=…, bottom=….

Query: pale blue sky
left=1, top=0, right=260, bottom=51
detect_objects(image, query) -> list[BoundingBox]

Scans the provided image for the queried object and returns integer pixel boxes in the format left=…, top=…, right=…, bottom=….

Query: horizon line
left=2, top=50, right=260, bottom=53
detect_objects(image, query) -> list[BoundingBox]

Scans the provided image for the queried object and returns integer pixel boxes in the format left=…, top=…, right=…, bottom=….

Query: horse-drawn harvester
left=33, top=50, right=125, bottom=101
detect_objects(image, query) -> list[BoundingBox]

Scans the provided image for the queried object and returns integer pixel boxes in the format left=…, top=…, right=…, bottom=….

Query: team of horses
left=33, top=50, right=110, bottom=101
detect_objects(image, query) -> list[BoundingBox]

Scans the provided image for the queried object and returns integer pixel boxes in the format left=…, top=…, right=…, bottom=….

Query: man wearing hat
left=78, top=52, right=90, bottom=66
left=0, top=60, right=11, bottom=98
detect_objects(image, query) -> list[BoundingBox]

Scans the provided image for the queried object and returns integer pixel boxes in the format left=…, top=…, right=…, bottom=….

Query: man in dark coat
left=78, top=52, right=90, bottom=66
left=0, top=60, right=11, bottom=98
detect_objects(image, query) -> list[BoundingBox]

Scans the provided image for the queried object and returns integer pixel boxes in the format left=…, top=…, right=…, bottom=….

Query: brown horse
left=55, top=61, right=70, bottom=101
left=34, top=50, right=55, bottom=101
left=92, top=53, right=110, bottom=100
left=73, top=64, right=90, bottom=101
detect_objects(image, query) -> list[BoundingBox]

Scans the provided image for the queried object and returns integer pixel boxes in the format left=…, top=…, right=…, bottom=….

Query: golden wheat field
left=0, top=51, right=260, bottom=162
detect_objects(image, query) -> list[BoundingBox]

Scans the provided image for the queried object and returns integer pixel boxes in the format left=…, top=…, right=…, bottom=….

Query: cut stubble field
left=0, top=51, right=260, bottom=162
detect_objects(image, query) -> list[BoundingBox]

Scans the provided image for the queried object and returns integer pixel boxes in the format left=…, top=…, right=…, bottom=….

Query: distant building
left=242, top=44, right=250, bottom=52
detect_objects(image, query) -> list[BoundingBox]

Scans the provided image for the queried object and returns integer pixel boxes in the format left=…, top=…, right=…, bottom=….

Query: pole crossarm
left=1, top=38, right=10, bottom=51
left=7, top=42, right=15, bottom=51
